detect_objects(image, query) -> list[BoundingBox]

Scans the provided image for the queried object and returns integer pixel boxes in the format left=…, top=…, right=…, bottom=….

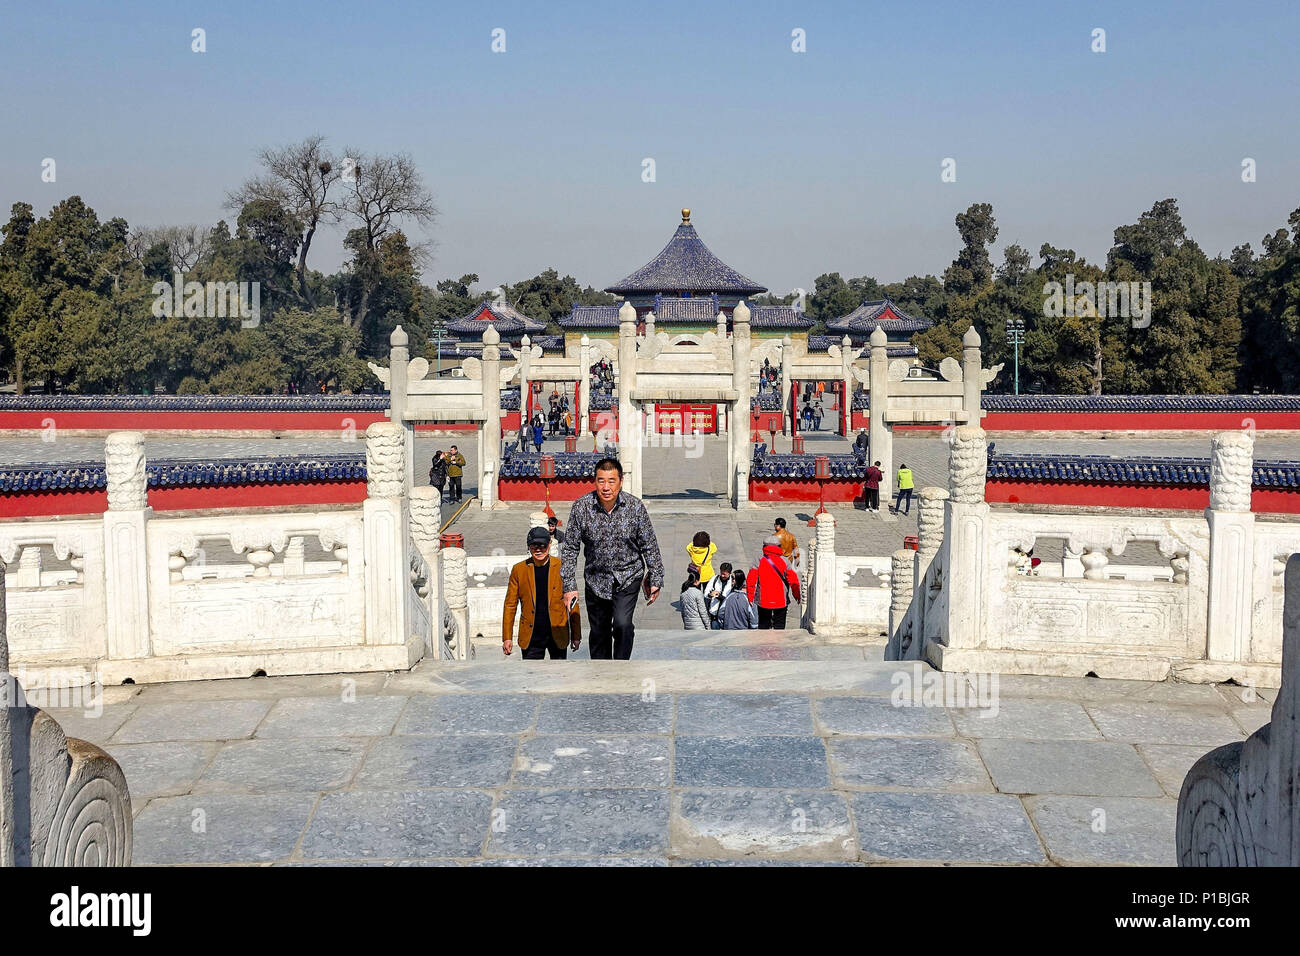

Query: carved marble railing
left=1178, top=554, right=1300, bottom=865
left=891, top=427, right=1291, bottom=685
left=2, top=426, right=430, bottom=685
left=1, top=562, right=132, bottom=867
left=799, top=514, right=891, bottom=640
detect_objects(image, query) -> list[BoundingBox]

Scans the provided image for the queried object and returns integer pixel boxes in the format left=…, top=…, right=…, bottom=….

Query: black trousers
left=586, top=578, right=640, bottom=659
left=893, top=488, right=913, bottom=514
left=522, top=630, right=567, bottom=659
left=449, top=476, right=462, bottom=501
left=757, top=606, right=788, bottom=629
left=866, top=487, right=879, bottom=510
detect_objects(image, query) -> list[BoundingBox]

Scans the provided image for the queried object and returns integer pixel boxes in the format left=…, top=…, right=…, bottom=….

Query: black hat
left=527, top=527, right=551, bottom=548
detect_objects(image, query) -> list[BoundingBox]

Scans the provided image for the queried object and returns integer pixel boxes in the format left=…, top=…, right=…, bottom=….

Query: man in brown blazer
left=503, top=526, right=582, bottom=659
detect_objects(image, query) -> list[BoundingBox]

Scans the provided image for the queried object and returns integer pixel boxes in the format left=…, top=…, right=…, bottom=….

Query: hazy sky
left=3, top=0, right=1298, bottom=296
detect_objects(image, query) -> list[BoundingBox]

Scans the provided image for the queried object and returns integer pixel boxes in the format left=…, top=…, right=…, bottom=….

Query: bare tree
left=337, top=150, right=438, bottom=325
left=226, top=135, right=341, bottom=306
left=126, top=225, right=211, bottom=273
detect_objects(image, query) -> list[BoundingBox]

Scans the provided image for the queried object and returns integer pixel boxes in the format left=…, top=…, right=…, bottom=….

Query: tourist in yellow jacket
left=685, top=531, right=718, bottom=584
left=891, top=463, right=915, bottom=516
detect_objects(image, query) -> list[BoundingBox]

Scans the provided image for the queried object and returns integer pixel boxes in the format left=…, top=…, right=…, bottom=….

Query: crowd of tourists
left=677, top=518, right=803, bottom=631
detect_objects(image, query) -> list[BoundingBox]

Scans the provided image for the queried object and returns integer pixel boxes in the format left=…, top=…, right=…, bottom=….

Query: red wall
left=848, top=410, right=1300, bottom=432
left=749, top=478, right=864, bottom=504
left=986, top=479, right=1300, bottom=514
left=0, top=410, right=503, bottom=433
left=0, top=480, right=367, bottom=519
left=498, top=478, right=595, bottom=502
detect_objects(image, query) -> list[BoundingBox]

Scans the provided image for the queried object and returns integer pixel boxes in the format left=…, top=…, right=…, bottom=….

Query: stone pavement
left=46, top=630, right=1270, bottom=866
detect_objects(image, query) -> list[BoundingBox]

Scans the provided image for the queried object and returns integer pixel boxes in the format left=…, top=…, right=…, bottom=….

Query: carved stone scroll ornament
left=938, top=357, right=962, bottom=382
left=365, top=422, right=406, bottom=499
left=947, top=426, right=987, bottom=503
left=104, top=432, right=147, bottom=511
left=1, top=561, right=132, bottom=867
left=1177, top=553, right=1300, bottom=866
left=1210, top=430, right=1254, bottom=513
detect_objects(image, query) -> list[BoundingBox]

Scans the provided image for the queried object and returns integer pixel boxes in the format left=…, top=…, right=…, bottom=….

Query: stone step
left=471, top=627, right=887, bottom=661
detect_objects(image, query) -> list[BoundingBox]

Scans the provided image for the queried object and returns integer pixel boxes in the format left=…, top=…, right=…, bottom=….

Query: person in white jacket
left=679, top=568, right=711, bottom=630
left=704, top=562, right=734, bottom=630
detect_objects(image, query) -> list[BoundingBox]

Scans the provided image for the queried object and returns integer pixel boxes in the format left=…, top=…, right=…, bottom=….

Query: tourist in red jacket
left=747, top=536, right=801, bottom=629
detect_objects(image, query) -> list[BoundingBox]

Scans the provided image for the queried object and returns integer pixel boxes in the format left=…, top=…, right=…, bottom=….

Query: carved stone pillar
left=579, top=334, right=591, bottom=439
left=867, top=326, right=892, bottom=500
left=931, top=427, right=990, bottom=668
left=807, top=512, right=838, bottom=634
left=961, top=324, right=981, bottom=426
left=617, top=302, right=641, bottom=497
left=410, top=487, right=443, bottom=656
left=1207, top=430, right=1255, bottom=664
left=363, top=423, right=422, bottom=663
left=387, top=325, right=415, bottom=493
left=443, top=547, right=469, bottom=661
left=780, top=334, right=792, bottom=437
left=731, top=301, right=752, bottom=507
left=103, top=432, right=151, bottom=663
left=889, top=549, right=915, bottom=661
left=841, top=334, right=853, bottom=437
left=480, top=326, right=502, bottom=511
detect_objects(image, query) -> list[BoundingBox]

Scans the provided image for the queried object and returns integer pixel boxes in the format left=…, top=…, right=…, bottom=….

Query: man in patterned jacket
left=560, top=458, right=665, bottom=659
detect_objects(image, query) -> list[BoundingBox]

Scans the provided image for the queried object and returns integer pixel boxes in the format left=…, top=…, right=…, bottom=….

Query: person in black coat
left=429, top=451, right=449, bottom=501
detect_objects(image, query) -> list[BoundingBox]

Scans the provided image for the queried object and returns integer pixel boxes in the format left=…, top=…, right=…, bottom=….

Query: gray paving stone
left=850, top=792, right=1044, bottom=863
left=740, top=646, right=805, bottom=661
left=536, top=694, right=674, bottom=734
left=1125, top=682, right=1234, bottom=705
left=977, top=739, right=1163, bottom=797
left=488, top=789, right=670, bottom=857
left=137, top=672, right=391, bottom=702
left=814, top=696, right=954, bottom=737
left=302, top=790, right=493, bottom=859
left=194, top=738, right=368, bottom=794
left=394, top=693, right=537, bottom=734
left=1025, top=795, right=1177, bottom=865
left=1230, top=708, right=1271, bottom=736
left=1084, top=701, right=1245, bottom=746
left=107, top=742, right=218, bottom=800
left=632, top=647, right=685, bottom=660
left=673, top=790, right=856, bottom=860
left=469, top=857, right=670, bottom=866
left=949, top=697, right=1101, bottom=740
left=682, top=646, right=744, bottom=659
left=674, top=694, right=814, bottom=735
left=356, top=735, right=517, bottom=789
left=1137, top=744, right=1215, bottom=798
left=256, top=696, right=408, bottom=738
left=111, top=699, right=273, bottom=743
left=805, top=646, right=867, bottom=661
left=674, top=736, right=829, bottom=788
left=133, top=792, right=318, bottom=864
left=1214, top=683, right=1273, bottom=707
left=44, top=704, right=139, bottom=748
left=828, top=737, right=991, bottom=791
left=514, top=735, right=671, bottom=787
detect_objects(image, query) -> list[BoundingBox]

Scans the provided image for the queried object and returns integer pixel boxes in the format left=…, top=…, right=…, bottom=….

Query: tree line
left=0, top=136, right=1296, bottom=395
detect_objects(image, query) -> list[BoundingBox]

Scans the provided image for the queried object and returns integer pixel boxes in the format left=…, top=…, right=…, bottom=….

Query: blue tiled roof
left=750, top=445, right=868, bottom=480
left=0, top=454, right=367, bottom=493
left=654, top=296, right=719, bottom=321
left=750, top=305, right=814, bottom=329
left=605, top=219, right=767, bottom=296
left=754, top=392, right=782, bottom=411
left=982, top=394, right=1300, bottom=412
left=808, top=336, right=918, bottom=357
left=447, top=301, right=549, bottom=336
left=0, top=394, right=392, bottom=411
left=501, top=388, right=520, bottom=411
left=560, top=304, right=622, bottom=329
left=498, top=450, right=609, bottom=479
left=985, top=449, right=1300, bottom=488
left=827, top=298, right=933, bottom=334
left=588, top=390, right=616, bottom=410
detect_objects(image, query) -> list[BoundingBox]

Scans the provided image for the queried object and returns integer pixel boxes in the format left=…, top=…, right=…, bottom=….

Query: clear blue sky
left=2, top=0, right=1297, bottom=295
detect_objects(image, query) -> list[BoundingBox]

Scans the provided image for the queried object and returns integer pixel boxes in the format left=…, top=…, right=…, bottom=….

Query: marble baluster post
left=962, top=324, right=981, bottom=427
left=780, top=334, right=792, bottom=437
left=363, top=422, right=420, bottom=664
left=409, top=487, right=443, bottom=658
left=518, top=333, right=531, bottom=430
left=387, top=325, right=415, bottom=494
left=1207, top=430, right=1256, bottom=664
left=579, top=334, right=591, bottom=439
left=716, top=312, right=729, bottom=437
left=841, top=335, right=853, bottom=437
left=931, top=426, right=989, bottom=669
left=731, top=301, right=752, bottom=507
left=617, top=302, right=641, bottom=497
left=867, top=326, right=892, bottom=501
left=103, top=432, right=151, bottom=665
left=888, top=549, right=915, bottom=660
left=0, top=564, right=13, bottom=866
left=480, top=326, right=502, bottom=511
left=912, top=487, right=950, bottom=660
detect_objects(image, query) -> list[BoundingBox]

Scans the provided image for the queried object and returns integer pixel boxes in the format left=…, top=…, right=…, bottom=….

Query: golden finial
left=681, top=208, right=691, bottom=224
